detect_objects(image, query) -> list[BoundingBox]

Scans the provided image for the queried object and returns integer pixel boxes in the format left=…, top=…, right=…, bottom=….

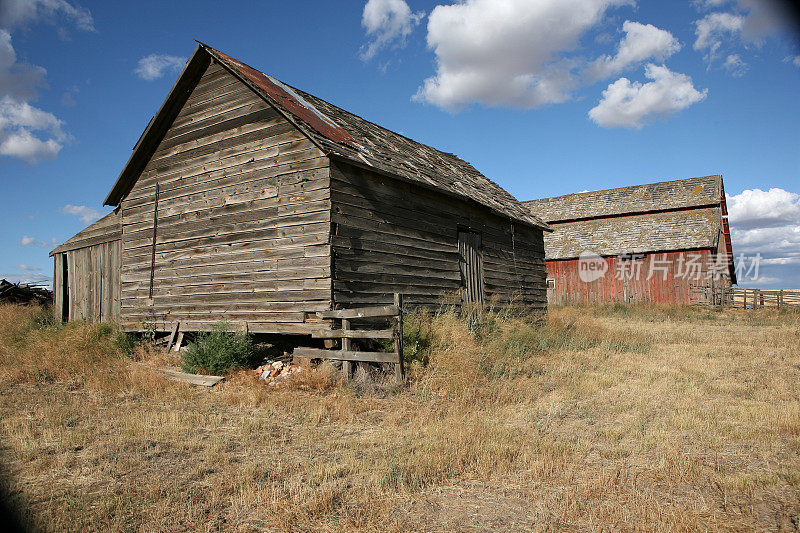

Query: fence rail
left=693, top=286, right=800, bottom=309
left=730, top=288, right=800, bottom=309
left=293, top=293, right=405, bottom=382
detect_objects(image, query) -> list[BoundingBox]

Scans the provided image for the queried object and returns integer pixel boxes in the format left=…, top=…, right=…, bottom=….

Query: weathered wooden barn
left=51, top=43, right=550, bottom=333
left=523, top=175, right=736, bottom=305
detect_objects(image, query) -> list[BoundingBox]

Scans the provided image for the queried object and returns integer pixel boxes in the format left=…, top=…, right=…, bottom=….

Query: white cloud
left=0, top=127, right=61, bottom=161
left=692, top=1, right=798, bottom=70
left=18, top=235, right=56, bottom=247
left=722, top=53, right=748, bottom=76
left=134, top=54, right=187, bottom=81
left=585, top=21, right=681, bottom=81
left=360, top=0, right=424, bottom=61
left=727, top=188, right=800, bottom=288
left=793, top=55, right=800, bottom=68
left=0, top=2, right=92, bottom=163
left=0, top=95, right=67, bottom=162
left=0, top=30, right=47, bottom=100
left=588, top=63, right=707, bottom=129
left=62, top=204, right=102, bottom=223
left=0, top=272, right=52, bottom=286
left=414, top=0, right=631, bottom=111
left=694, top=12, right=744, bottom=63
left=16, top=264, right=41, bottom=272
left=727, top=188, right=800, bottom=229
left=0, top=0, right=94, bottom=31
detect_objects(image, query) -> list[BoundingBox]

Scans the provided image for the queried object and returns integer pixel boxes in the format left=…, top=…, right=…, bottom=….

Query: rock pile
left=252, top=360, right=304, bottom=384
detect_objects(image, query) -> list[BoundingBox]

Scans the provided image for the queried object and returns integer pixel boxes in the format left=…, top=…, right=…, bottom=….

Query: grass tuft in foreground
left=0, top=303, right=798, bottom=531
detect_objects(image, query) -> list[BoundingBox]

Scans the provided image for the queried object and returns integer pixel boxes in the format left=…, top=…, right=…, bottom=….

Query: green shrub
left=114, top=332, right=138, bottom=358
left=181, top=322, right=253, bottom=374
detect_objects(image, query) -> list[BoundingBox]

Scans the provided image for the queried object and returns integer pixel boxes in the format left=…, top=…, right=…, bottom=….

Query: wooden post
left=149, top=182, right=159, bottom=299
left=165, top=322, right=179, bottom=352
left=779, top=289, right=783, bottom=309
left=341, top=318, right=352, bottom=379
left=393, top=293, right=405, bottom=383
left=172, top=332, right=184, bottom=352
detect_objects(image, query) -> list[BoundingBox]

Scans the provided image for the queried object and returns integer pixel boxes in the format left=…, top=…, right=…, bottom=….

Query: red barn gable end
left=524, top=175, right=736, bottom=305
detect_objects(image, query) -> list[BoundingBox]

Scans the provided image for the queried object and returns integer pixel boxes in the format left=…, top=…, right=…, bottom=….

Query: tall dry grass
left=0, top=303, right=798, bottom=531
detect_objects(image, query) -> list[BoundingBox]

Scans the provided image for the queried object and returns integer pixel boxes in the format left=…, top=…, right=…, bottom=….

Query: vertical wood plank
left=341, top=318, right=351, bottom=379
left=394, top=292, right=404, bottom=383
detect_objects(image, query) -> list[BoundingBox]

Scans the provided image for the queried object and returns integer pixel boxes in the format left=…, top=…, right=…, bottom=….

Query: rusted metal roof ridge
left=200, top=44, right=359, bottom=149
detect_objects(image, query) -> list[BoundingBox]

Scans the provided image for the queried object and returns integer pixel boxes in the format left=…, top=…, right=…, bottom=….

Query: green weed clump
left=181, top=322, right=253, bottom=375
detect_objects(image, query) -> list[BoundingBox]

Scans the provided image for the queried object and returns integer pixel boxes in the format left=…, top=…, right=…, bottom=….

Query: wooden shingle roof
left=523, top=176, right=734, bottom=279
left=541, top=207, right=722, bottom=259
left=104, top=44, right=549, bottom=231
left=523, top=175, right=722, bottom=223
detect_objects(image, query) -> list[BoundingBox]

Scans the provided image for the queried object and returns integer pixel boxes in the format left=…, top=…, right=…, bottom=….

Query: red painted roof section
left=202, top=45, right=358, bottom=148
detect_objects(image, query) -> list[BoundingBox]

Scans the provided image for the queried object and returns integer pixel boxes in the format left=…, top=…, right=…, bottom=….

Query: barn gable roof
left=542, top=207, right=722, bottom=259
left=104, top=43, right=549, bottom=231
left=524, top=175, right=736, bottom=282
left=523, top=175, right=722, bottom=223
left=50, top=210, right=120, bottom=256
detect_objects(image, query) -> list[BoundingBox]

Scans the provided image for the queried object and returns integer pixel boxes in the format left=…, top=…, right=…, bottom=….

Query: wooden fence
left=693, top=286, right=800, bottom=309
left=293, top=293, right=405, bottom=382
left=730, top=288, right=800, bottom=309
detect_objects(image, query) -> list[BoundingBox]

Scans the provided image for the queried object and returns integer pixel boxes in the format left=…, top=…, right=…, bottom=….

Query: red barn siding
left=546, top=250, right=724, bottom=305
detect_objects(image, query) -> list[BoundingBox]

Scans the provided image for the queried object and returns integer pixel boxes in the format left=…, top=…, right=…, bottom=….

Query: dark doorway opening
left=458, top=229, right=484, bottom=305
left=61, top=255, right=69, bottom=323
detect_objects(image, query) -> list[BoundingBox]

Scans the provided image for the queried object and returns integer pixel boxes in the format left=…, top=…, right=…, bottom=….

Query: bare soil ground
left=0, top=304, right=798, bottom=531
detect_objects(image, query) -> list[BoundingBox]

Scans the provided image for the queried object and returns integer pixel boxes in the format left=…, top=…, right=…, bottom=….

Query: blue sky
left=1, top=0, right=799, bottom=288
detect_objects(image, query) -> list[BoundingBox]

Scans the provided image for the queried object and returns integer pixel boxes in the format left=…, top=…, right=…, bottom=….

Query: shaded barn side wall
left=53, top=241, right=121, bottom=323
left=546, top=249, right=732, bottom=305
left=119, top=61, right=332, bottom=333
left=329, top=162, right=547, bottom=309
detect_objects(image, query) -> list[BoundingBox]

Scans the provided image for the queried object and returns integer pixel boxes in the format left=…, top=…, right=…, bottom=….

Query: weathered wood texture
left=118, top=62, right=332, bottom=333
left=546, top=249, right=733, bottom=305
left=52, top=240, right=121, bottom=323
left=329, top=162, right=547, bottom=309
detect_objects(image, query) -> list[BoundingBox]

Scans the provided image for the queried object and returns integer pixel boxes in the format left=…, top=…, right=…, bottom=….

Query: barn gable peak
left=104, top=42, right=549, bottom=231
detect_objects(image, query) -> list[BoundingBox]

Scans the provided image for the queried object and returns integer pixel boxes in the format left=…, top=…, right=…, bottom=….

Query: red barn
left=523, top=175, right=736, bottom=305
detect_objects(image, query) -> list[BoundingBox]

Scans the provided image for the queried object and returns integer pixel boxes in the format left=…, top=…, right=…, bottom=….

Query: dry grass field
left=0, top=303, right=798, bottom=531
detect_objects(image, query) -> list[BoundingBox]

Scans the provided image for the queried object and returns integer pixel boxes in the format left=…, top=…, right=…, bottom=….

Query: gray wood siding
left=53, top=240, right=121, bottom=324
left=118, top=62, right=332, bottom=333
left=329, top=162, right=547, bottom=309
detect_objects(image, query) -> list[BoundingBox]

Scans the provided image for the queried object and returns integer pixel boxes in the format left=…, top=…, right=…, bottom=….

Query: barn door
left=458, top=229, right=484, bottom=305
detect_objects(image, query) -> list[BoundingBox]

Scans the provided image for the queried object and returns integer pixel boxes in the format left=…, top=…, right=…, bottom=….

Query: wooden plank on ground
left=293, top=348, right=400, bottom=364
left=154, top=367, right=224, bottom=387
